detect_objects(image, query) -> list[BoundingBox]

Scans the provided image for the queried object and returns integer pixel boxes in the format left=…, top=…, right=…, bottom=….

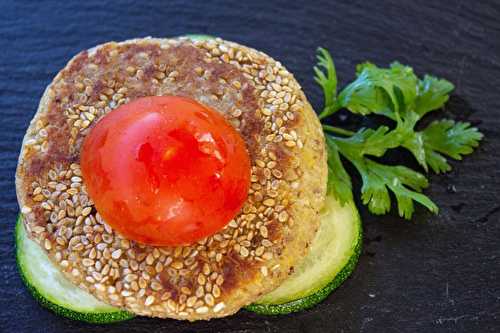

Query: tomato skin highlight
left=81, top=96, right=251, bottom=246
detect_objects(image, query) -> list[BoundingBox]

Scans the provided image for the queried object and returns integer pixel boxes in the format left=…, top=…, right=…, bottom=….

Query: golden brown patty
left=16, top=37, right=327, bottom=320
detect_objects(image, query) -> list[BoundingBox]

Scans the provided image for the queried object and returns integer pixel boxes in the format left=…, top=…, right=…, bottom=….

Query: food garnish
left=315, top=48, right=483, bottom=218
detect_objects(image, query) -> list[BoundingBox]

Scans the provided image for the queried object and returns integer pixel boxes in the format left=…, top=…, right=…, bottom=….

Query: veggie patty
left=15, top=37, right=327, bottom=320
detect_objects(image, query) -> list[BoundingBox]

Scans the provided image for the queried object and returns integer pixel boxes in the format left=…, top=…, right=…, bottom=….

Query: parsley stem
left=318, top=107, right=335, bottom=120
left=322, top=125, right=355, bottom=136
left=318, top=109, right=330, bottom=120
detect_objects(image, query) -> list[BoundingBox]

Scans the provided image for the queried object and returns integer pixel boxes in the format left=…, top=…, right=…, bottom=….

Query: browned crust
left=16, top=37, right=327, bottom=320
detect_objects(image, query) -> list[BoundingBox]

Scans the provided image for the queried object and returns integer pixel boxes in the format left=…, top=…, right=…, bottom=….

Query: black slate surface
left=1, top=0, right=499, bottom=332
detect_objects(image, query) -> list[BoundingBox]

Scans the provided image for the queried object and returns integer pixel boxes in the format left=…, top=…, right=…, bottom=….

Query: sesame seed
left=213, top=302, right=225, bottom=313
left=111, top=249, right=122, bottom=259
left=173, top=247, right=182, bottom=258
left=215, top=275, right=224, bottom=286
left=182, top=247, right=191, bottom=258
left=124, top=273, right=138, bottom=282
left=71, top=176, right=82, bottom=183
left=154, top=262, right=163, bottom=273
left=267, top=161, right=277, bottom=169
left=151, top=281, right=163, bottom=291
left=181, top=286, right=192, bottom=295
left=263, top=198, right=275, bottom=207
left=144, top=295, right=155, bottom=306
left=194, top=67, right=204, bottom=75
left=262, top=239, right=273, bottom=247
left=204, top=294, right=215, bottom=306
left=232, top=108, right=242, bottom=117
left=202, top=263, right=211, bottom=275
left=92, top=271, right=103, bottom=281
left=255, top=159, right=266, bottom=168
left=278, top=211, right=289, bottom=222
left=197, top=273, right=206, bottom=285
left=21, top=206, right=32, bottom=214
left=195, top=306, right=209, bottom=314
left=272, top=169, right=283, bottom=178
left=212, top=284, right=221, bottom=298
left=82, top=258, right=94, bottom=267
left=167, top=299, right=177, bottom=312
left=33, top=194, right=44, bottom=202
left=75, top=82, right=85, bottom=91
left=146, top=253, right=154, bottom=265
left=205, top=283, right=213, bottom=295
left=261, top=108, right=272, bottom=116
left=155, top=72, right=166, bottom=80
left=232, top=81, right=241, bottom=89
left=186, top=296, right=197, bottom=307
left=126, top=66, right=136, bottom=75
left=171, top=261, right=183, bottom=270
left=240, top=246, right=249, bottom=257
left=81, top=206, right=92, bottom=216
left=102, top=234, right=113, bottom=244
left=259, top=226, right=268, bottom=238
left=43, top=239, right=52, bottom=250
left=195, top=286, right=204, bottom=298
left=130, top=260, right=139, bottom=271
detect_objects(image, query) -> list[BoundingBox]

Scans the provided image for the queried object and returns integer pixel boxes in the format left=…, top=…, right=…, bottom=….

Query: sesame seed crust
left=15, top=37, right=327, bottom=321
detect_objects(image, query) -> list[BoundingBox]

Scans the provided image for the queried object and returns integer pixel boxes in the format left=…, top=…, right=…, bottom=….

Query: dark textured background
left=1, top=0, right=499, bottom=332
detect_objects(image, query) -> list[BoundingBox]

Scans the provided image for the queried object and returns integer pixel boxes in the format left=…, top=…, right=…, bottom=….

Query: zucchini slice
left=15, top=216, right=134, bottom=323
left=16, top=194, right=361, bottom=320
left=246, top=196, right=362, bottom=315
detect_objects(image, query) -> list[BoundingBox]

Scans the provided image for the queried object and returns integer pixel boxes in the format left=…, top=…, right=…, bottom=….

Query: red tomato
left=81, top=96, right=251, bottom=246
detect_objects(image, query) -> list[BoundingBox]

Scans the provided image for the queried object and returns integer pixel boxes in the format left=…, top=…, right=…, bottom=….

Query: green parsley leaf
left=314, top=48, right=483, bottom=219
left=421, top=120, right=483, bottom=173
left=394, top=75, right=455, bottom=171
left=328, top=133, right=437, bottom=218
left=333, top=126, right=400, bottom=157
left=314, top=48, right=339, bottom=119
left=356, top=159, right=437, bottom=219
left=397, top=111, right=429, bottom=170
left=338, top=62, right=418, bottom=119
left=415, top=75, right=454, bottom=116
left=325, top=137, right=353, bottom=204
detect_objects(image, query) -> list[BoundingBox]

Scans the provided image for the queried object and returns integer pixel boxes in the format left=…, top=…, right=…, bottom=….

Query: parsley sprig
left=315, top=48, right=483, bottom=219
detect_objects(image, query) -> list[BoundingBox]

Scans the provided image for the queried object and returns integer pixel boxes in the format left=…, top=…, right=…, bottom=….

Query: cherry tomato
left=81, top=96, right=251, bottom=246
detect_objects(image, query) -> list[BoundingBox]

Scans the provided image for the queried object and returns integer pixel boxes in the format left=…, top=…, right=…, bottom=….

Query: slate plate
left=1, top=0, right=499, bottom=332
